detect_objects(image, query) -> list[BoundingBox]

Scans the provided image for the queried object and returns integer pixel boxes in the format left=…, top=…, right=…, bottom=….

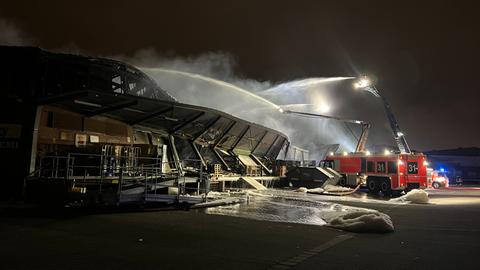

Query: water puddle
left=203, top=189, right=395, bottom=233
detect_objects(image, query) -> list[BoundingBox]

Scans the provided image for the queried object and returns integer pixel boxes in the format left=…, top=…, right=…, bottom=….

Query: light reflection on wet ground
left=203, top=189, right=389, bottom=226
left=203, top=187, right=480, bottom=230
left=205, top=192, right=329, bottom=226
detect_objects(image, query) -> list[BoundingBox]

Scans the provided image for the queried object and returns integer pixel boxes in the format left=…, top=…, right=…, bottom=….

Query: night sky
left=1, top=0, right=479, bottom=151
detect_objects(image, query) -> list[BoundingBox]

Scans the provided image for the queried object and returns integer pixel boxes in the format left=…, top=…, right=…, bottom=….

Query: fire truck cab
left=321, top=152, right=428, bottom=196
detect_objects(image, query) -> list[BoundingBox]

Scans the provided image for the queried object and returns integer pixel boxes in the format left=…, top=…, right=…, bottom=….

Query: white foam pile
left=206, top=191, right=224, bottom=199
left=294, top=185, right=352, bottom=194
left=391, top=189, right=429, bottom=204
left=307, top=187, right=325, bottom=194
left=323, top=205, right=394, bottom=233
left=323, top=184, right=352, bottom=192
left=294, top=187, right=326, bottom=194
left=294, top=187, right=309, bottom=193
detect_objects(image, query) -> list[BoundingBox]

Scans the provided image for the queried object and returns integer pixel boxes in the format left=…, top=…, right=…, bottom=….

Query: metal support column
left=190, top=141, right=206, bottom=168
left=29, top=106, right=42, bottom=174
left=211, top=147, right=231, bottom=171
left=168, top=135, right=183, bottom=175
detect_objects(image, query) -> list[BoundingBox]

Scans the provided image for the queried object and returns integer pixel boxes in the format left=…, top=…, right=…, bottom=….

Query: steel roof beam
left=213, top=120, right=236, bottom=148
left=36, top=90, right=89, bottom=105
left=211, top=147, right=231, bottom=171
left=193, top=115, right=222, bottom=142
left=229, top=125, right=250, bottom=151
left=264, top=134, right=280, bottom=157
left=128, top=107, right=174, bottom=125
left=85, top=99, right=138, bottom=117
left=251, top=131, right=268, bottom=154
left=170, top=111, right=205, bottom=134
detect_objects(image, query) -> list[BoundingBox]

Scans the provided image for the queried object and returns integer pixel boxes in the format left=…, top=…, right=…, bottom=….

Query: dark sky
left=1, top=0, right=479, bottom=151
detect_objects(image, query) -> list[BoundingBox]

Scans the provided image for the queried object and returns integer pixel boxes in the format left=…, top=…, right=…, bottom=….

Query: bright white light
left=366, top=151, right=371, bottom=156
left=314, top=103, right=331, bottom=113
left=354, top=120, right=362, bottom=124
left=329, top=152, right=334, bottom=156
left=424, top=161, right=429, bottom=166
left=343, top=151, right=348, bottom=156
left=310, top=92, right=331, bottom=114
left=321, top=104, right=331, bottom=113
left=354, top=77, right=372, bottom=89
left=397, top=131, right=404, bottom=137
left=398, top=159, right=404, bottom=165
left=278, top=108, right=284, bottom=113
left=384, top=149, right=391, bottom=155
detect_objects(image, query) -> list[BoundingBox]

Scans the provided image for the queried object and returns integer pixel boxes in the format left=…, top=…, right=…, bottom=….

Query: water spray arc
left=142, top=67, right=283, bottom=112
left=142, top=66, right=363, bottom=156
left=259, top=77, right=355, bottom=95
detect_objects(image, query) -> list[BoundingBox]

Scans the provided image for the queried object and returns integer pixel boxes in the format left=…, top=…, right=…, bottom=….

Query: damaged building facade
left=0, top=46, right=289, bottom=205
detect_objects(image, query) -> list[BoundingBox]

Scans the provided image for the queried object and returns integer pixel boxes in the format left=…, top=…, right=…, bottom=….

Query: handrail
left=32, top=153, right=209, bottom=203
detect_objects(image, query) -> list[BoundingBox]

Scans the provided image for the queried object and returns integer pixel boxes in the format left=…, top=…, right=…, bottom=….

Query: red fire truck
left=283, top=76, right=428, bottom=196
left=321, top=152, right=428, bottom=195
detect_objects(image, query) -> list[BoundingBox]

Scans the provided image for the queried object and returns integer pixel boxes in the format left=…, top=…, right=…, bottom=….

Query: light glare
left=354, top=77, right=372, bottom=89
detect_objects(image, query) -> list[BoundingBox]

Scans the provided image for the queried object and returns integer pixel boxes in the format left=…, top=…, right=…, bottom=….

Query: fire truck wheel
left=432, top=182, right=441, bottom=189
left=367, top=178, right=379, bottom=194
left=379, top=179, right=391, bottom=196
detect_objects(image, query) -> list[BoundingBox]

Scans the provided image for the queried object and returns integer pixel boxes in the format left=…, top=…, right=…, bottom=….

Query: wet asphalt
left=1, top=188, right=479, bottom=270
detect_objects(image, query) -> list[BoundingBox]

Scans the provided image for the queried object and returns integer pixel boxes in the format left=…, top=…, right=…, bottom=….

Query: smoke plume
left=0, top=19, right=35, bottom=46
left=119, top=50, right=393, bottom=160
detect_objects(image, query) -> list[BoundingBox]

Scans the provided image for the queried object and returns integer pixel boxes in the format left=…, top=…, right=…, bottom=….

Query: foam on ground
left=323, top=184, right=352, bottom=192
left=325, top=207, right=394, bottom=233
left=204, top=189, right=395, bottom=233
left=292, top=185, right=353, bottom=194
left=391, top=189, right=429, bottom=204
left=307, top=187, right=325, bottom=194
left=294, top=187, right=308, bottom=193
left=293, top=187, right=326, bottom=194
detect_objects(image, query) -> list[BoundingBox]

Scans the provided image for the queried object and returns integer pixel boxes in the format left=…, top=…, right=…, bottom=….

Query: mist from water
left=145, top=67, right=282, bottom=111
left=141, top=67, right=359, bottom=160
left=260, top=77, right=355, bottom=95
left=0, top=18, right=35, bottom=46
left=117, top=50, right=386, bottom=160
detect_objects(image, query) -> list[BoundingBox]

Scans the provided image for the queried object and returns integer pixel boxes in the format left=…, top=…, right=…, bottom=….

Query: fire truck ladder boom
left=361, top=84, right=411, bottom=154
left=282, top=110, right=371, bottom=153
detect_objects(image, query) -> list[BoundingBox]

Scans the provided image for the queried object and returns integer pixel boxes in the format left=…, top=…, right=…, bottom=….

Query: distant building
left=425, top=147, right=480, bottom=184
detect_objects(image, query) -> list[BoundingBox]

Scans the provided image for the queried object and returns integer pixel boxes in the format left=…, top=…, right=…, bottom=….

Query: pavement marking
left=267, top=234, right=353, bottom=269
